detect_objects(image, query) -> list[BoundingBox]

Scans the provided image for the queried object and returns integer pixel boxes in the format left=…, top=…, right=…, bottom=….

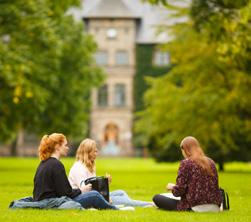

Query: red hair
left=180, top=136, right=214, bottom=176
left=38, top=133, right=66, bottom=160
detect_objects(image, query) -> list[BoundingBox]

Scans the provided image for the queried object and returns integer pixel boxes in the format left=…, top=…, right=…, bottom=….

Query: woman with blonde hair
left=152, top=136, right=222, bottom=212
left=69, top=138, right=153, bottom=207
left=33, top=133, right=117, bottom=210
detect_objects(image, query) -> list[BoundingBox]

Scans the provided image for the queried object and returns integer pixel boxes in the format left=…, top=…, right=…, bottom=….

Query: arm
left=166, top=183, right=176, bottom=191
left=172, top=160, right=190, bottom=197
left=52, top=162, right=81, bottom=199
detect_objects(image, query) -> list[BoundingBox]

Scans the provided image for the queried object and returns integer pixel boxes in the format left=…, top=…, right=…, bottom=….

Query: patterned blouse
left=172, top=158, right=222, bottom=211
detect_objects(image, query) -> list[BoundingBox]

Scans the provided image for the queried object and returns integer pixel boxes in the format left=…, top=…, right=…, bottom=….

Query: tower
left=83, top=0, right=140, bottom=155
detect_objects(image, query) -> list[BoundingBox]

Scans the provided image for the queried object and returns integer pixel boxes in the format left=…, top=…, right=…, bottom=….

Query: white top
left=160, top=193, right=181, bottom=201
left=160, top=193, right=220, bottom=212
left=192, top=204, right=220, bottom=213
left=68, top=161, right=96, bottom=189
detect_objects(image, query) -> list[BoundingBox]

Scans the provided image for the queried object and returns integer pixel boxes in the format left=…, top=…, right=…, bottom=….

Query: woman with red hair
left=153, top=136, right=222, bottom=212
left=33, top=133, right=117, bottom=210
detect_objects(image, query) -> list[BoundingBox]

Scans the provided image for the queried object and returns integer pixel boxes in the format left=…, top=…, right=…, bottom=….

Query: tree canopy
left=0, top=0, right=103, bottom=152
left=137, top=0, right=251, bottom=169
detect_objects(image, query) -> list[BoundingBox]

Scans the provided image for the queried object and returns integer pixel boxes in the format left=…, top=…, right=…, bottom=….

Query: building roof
left=69, top=0, right=174, bottom=43
left=82, top=0, right=140, bottom=19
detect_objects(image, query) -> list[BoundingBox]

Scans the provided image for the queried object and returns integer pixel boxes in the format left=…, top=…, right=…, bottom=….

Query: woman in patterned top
left=153, top=136, right=222, bottom=212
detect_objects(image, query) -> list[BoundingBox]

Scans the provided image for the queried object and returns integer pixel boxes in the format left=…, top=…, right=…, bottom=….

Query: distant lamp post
left=2, top=34, right=11, bottom=43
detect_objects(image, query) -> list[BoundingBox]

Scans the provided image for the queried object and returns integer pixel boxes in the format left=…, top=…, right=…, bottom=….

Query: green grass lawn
left=0, top=157, right=251, bottom=222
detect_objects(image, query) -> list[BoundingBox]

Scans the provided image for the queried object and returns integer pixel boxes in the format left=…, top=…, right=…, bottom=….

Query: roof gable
left=83, top=0, right=140, bottom=19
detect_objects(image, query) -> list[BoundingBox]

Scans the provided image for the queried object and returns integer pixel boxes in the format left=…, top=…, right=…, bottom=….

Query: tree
left=136, top=0, right=251, bottom=170
left=0, top=0, right=103, bottom=154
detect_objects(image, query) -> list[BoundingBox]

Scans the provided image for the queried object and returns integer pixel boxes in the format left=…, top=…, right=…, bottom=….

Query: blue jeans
left=73, top=190, right=117, bottom=210
left=9, top=196, right=83, bottom=210
left=110, top=190, right=151, bottom=207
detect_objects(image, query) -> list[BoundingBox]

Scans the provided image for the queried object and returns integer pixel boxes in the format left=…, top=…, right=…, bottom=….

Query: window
left=95, top=51, right=108, bottom=65
left=153, top=51, right=170, bottom=66
left=115, top=51, right=129, bottom=65
left=97, top=85, right=108, bottom=107
left=114, top=84, right=126, bottom=107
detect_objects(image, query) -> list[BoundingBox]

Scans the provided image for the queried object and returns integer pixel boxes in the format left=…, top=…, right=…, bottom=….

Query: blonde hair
left=76, top=138, right=97, bottom=173
left=180, top=136, right=214, bottom=176
left=38, top=133, right=66, bottom=161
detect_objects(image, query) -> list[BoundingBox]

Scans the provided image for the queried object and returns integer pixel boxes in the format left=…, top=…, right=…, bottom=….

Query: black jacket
left=33, top=157, right=81, bottom=201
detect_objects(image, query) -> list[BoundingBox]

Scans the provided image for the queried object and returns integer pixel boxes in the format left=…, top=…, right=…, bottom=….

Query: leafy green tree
left=0, top=0, right=103, bottom=155
left=136, top=0, right=251, bottom=170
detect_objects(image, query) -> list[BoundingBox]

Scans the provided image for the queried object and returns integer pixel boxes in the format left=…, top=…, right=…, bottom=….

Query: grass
left=0, top=157, right=251, bottom=222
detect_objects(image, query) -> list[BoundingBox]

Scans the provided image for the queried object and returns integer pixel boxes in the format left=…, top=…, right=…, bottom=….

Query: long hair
left=38, top=133, right=66, bottom=161
left=76, top=138, right=97, bottom=173
left=180, top=136, right=214, bottom=176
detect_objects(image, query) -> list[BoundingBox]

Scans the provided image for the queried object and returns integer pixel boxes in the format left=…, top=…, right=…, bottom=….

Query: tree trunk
left=10, top=136, right=18, bottom=156
left=10, top=129, right=24, bottom=156
left=218, top=161, right=224, bottom=172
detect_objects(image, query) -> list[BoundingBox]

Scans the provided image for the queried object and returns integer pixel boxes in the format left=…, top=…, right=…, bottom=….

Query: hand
left=109, top=197, right=113, bottom=204
left=80, top=184, right=92, bottom=193
left=106, top=172, right=112, bottom=184
left=166, top=183, right=175, bottom=191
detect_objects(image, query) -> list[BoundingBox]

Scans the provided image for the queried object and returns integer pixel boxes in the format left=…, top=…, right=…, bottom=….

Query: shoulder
left=178, top=159, right=192, bottom=171
left=207, top=157, right=216, bottom=165
left=207, top=157, right=218, bottom=171
left=73, top=161, right=85, bottom=169
left=180, top=158, right=194, bottom=167
left=38, top=158, right=64, bottom=175
left=70, top=161, right=85, bottom=173
left=47, top=157, right=64, bottom=169
left=179, top=158, right=197, bottom=171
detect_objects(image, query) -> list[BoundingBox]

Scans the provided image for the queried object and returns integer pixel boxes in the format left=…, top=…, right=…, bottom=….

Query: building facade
left=78, top=0, right=171, bottom=155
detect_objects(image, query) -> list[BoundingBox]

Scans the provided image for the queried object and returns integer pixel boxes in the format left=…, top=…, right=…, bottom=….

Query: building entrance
left=101, top=122, right=120, bottom=155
